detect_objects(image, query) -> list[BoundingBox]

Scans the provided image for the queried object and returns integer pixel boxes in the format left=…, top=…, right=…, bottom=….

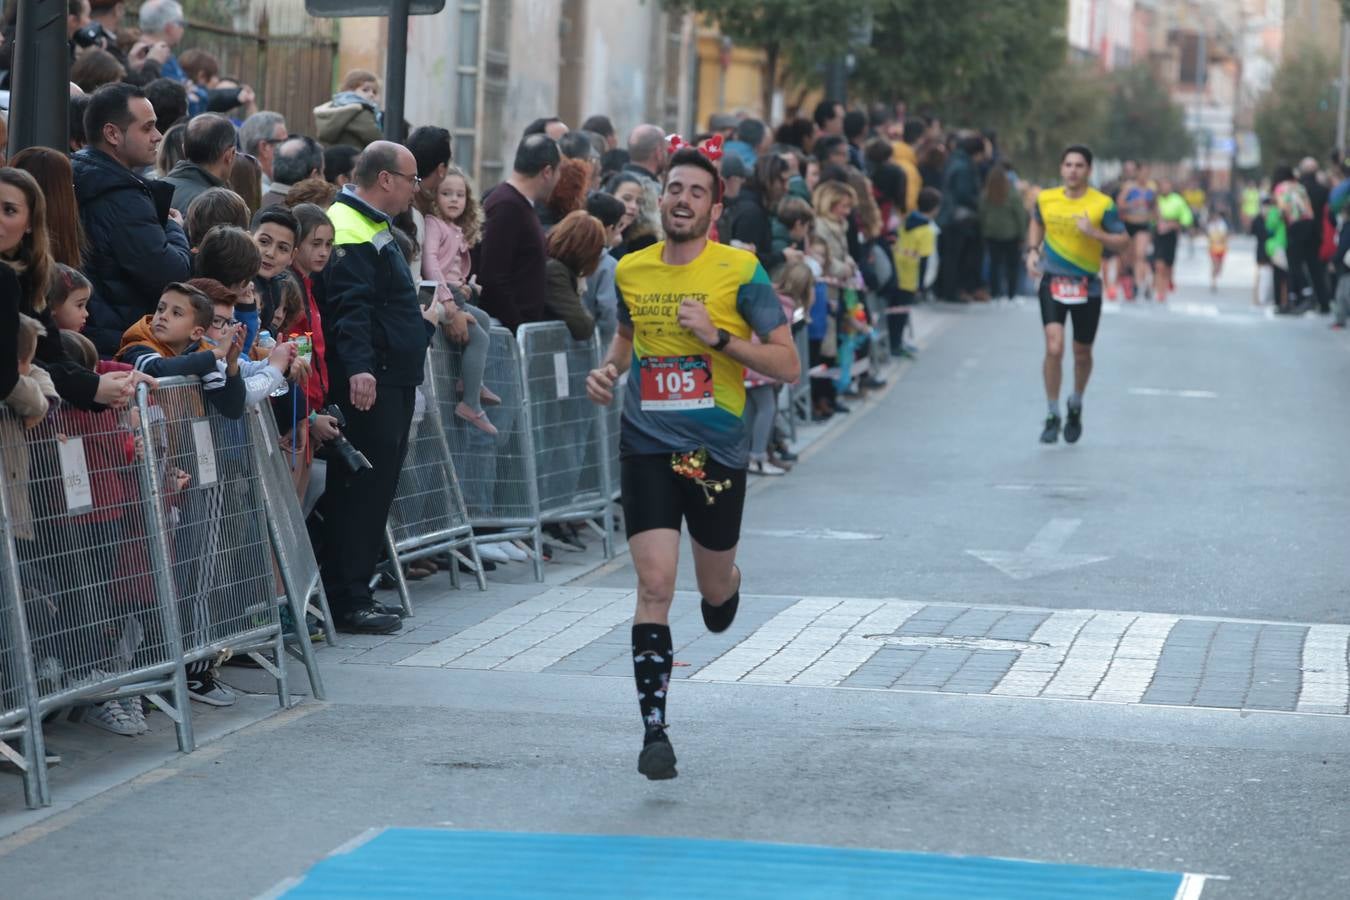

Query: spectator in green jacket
left=979, top=162, right=1028, bottom=299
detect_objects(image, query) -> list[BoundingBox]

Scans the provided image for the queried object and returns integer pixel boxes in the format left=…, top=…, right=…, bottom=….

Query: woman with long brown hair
left=543, top=209, right=602, bottom=340
left=978, top=161, right=1028, bottom=300
left=10, top=147, right=88, bottom=268
left=0, top=168, right=137, bottom=408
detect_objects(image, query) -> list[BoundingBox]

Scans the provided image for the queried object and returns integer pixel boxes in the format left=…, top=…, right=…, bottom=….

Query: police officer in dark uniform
left=316, top=141, right=444, bottom=633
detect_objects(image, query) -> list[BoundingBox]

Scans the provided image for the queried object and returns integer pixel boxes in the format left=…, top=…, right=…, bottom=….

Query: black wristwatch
left=712, top=328, right=732, bottom=351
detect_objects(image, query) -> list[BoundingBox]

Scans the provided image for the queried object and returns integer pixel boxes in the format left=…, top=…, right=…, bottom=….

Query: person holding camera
left=314, top=141, right=446, bottom=635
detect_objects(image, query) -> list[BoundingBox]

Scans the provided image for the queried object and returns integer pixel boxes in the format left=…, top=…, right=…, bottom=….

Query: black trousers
left=318, top=383, right=416, bottom=617
left=938, top=217, right=983, bottom=300
left=986, top=238, right=1022, bottom=298
left=1287, top=219, right=1329, bottom=310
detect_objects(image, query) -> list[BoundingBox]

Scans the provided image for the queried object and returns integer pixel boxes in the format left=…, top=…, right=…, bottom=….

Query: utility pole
left=8, top=0, right=70, bottom=156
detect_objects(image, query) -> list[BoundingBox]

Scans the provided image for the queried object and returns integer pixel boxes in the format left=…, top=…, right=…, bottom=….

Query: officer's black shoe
left=338, top=608, right=403, bottom=635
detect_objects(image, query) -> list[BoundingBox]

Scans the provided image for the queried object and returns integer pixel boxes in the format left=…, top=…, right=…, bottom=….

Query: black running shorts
left=1038, top=277, right=1103, bottom=345
left=1124, top=221, right=1150, bottom=238
left=620, top=453, right=747, bottom=552
left=1153, top=231, right=1179, bottom=266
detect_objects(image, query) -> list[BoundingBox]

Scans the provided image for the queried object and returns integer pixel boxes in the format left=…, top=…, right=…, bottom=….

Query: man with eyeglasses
left=240, top=111, right=289, bottom=187
left=314, top=141, right=445, bottom=634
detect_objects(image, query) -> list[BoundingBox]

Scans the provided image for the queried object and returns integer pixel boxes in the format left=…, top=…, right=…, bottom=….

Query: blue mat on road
left=279, top=829, right=1197, bottom=899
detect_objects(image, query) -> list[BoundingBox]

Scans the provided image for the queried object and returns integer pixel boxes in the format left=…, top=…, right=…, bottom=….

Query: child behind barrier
left=196, top=226, right=264, bottom=353
left=287, top=204, right=341, bottom=513
left=252, top=208, right=299, bottom=346
left=190, top=278, right=291, bottom=406
left=743, top=264, right=808, bottom=477
left=46, top=264, right=92, bottom=335
left=54, top=329, right=181, bottom=735
left=417, top=165, right=499, bottom=436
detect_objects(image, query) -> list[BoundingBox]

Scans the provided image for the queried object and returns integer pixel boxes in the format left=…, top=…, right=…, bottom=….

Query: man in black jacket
left=74, top=82, right=193, bottom=356
left=315, top=141, right=443, bottom=634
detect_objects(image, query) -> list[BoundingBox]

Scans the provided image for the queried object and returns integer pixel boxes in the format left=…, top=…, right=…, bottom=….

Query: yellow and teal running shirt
left=1034, top=186, right=1125, bottom=292
left=615, top=240, right=786, bottom=468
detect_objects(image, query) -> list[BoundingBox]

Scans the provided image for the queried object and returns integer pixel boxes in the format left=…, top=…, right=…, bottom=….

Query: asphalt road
left=2, top=238, right=1347, bottom=899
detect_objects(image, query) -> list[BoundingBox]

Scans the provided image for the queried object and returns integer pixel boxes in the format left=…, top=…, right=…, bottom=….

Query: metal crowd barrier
left=516, top=323, right=614, bottom=558
left=247, top=404, right=332, bottom=699
left=380, top=349, right=487, bottom=616
left=790, top=314, right=812, bottom=426
left=596, top=323, right=624, bottom=505
left=432, top=326, right=544, bottom=581
left=0, top=377, right=328, bottom=808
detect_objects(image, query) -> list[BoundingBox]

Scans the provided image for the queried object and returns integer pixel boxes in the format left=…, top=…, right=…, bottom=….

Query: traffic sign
left=305, top=0, right=443, bottom=16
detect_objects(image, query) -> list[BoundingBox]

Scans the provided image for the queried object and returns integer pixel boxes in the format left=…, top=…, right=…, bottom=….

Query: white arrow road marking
left=967, top=518, right=1110, bottom=581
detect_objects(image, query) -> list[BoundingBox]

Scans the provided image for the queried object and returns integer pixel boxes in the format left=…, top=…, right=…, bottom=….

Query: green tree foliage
left=1000, top=63, right=1111, bottom=184
left=847, top=0, right=1067, bottom=131
left=1254, top=50, right=1338, bottom=170
left=1100, top=65, right=1193, bottom=164
left=660, top=0, right=864, bottom=114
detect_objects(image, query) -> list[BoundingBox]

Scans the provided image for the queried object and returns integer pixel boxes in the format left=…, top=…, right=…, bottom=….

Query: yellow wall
left=695, top=32, right=768, bottom=130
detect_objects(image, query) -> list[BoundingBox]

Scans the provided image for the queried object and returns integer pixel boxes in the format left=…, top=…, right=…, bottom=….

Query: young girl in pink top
left=420, top=165, right=498, bottom=434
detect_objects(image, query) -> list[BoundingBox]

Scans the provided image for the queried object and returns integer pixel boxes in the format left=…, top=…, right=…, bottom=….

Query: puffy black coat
left=73, top=148, right=192, bottom=357
left=314, top=190, right=434, bottom=389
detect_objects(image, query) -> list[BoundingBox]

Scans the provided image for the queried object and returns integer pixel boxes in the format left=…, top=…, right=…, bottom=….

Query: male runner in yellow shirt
left=1026, top=145, right=1130, bottom=445
left=587, top=146, right=798, bottom=780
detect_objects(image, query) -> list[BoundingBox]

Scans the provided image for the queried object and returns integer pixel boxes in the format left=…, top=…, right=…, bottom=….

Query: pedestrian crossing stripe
left=273, top=829, right=1216, bottom=899
left=392, top=588, right=1350, bottom=716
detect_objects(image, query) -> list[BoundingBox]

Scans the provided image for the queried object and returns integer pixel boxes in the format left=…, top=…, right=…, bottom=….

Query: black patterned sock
left=632, top=624, right=673, bottom=734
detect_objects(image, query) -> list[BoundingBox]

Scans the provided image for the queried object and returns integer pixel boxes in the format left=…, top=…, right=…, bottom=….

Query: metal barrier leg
left=386, top=526, right=414, bottom=616
left=530, top=525, right=544, bottom=582
left=310, top=580, right=338, bottom=646
left=134, top=384, right=196, bottom=755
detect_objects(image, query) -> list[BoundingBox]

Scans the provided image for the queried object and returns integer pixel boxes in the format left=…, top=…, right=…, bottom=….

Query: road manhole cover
left=862, top=635, right=1049, bottom=652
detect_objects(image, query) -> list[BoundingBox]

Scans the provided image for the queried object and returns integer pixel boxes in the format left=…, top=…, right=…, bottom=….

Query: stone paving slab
left=369, top=586, right=1350, bottom=716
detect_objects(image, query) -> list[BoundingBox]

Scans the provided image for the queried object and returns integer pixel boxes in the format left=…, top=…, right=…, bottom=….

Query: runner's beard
left=662, top=205, right=711, bottom=243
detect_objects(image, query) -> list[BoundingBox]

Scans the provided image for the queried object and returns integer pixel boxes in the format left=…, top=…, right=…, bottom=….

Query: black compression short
left=1038, top=277, right=1103, bottom=345
left=1124, top=221, right=1150, bottom=238
left=1153, top=231, right=1179, bottom=266
left=620, top=453, right=747, bottom=552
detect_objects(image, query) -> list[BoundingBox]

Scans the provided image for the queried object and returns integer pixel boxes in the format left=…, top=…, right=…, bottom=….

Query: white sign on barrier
left=56, top=435, right=94, bottom=513
left=554, top=352, right=569, bottom=399
left=191, top=419, right=219, bottom=486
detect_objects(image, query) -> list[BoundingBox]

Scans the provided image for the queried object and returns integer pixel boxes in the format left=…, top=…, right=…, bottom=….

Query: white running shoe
left=477, top=543, right=511, bottom=563
left=85, top=701, right=139, bottom=736
left=120, top=696, right=149, bottom=734
left=500, top=542, right=530, bottom=562
left=749, top=460, right=787, bottom=476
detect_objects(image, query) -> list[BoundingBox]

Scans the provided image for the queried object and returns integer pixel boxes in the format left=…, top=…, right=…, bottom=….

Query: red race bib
left=639, top=355, right=714, bottom=411
left=1049, top=275, right=1090, bottom=305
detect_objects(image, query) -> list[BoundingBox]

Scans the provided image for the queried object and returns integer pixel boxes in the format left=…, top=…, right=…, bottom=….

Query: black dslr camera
left=72, top=23, right=114, bottom=50
left=320, top=404, right=373, bottom=472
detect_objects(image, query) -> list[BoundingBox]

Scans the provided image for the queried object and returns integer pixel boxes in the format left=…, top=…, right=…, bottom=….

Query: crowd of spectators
left=29, top=0, right=1342, bottom=744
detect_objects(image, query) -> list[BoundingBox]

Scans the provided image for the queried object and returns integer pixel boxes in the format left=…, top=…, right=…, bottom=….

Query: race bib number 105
left=639, top=355, right=714, bottom=411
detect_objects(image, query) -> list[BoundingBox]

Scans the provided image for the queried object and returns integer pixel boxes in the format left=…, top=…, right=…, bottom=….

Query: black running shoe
left=638, top=725, right=677, bottom=780
left=1040, top=414, right=1061, bottom=444
left=701, top=592, right=740, bottom=633
left=1063, top=406, right=1083, bottom=444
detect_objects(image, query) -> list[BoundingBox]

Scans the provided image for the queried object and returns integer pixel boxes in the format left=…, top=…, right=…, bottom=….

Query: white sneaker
left=749, top=460, right=787, bottom=476
left=477, top=543, right=511, bottom=563
left=120, top=696, right=149, bottom=734
left=85, top=701, right=139, bottom=736
left=500, top=541, right=530, bottom=562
